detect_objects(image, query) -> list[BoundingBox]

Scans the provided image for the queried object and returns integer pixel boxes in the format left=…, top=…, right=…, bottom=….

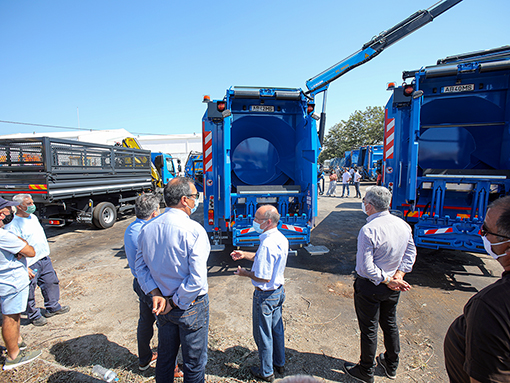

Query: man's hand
left=152, top=295, right=167, bottom=316
left=230, top=250, right=244, bottom=261
left=234, top=266, right=249, bottom=277
left=387, top=278, right=411, bottom=292
left=28, top=268, right=36, bottom=280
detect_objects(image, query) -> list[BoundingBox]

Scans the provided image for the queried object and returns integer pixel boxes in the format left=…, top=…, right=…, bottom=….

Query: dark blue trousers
left=133, top=278, right=156, bottom=366
left=27, top=256, right=61, bottom=320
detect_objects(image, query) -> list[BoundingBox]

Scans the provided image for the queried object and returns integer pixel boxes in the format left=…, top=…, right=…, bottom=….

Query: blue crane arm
left=305, top=0, right=462, bottom=97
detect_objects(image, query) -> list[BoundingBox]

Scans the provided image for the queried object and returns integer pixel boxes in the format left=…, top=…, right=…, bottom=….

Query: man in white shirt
left=354, top=169, right=362, bottom=198
left=135, top=177, right=210, bottom=383
left=5, top=194, right=69, bottom=327
left=344, top=186, right=416, bottom=383
left=231, top=205, right=289, bottom=382
left=341, top=169, right=351, bottom=197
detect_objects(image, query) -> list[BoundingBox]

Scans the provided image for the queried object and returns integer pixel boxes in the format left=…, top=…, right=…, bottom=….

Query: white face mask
left=482, top=236, right=510, bottom=260
left=252, top=220, right=266, bottom=234
left=361, top=202, right=367, bottom=215
left=188, top=198, right=199, bottom=215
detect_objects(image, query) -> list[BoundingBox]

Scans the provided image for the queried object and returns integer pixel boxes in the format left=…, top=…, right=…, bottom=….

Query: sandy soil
left=0, top=183, right=502, bottom=382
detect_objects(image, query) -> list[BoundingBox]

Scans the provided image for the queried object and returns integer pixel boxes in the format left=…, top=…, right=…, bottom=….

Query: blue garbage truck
left=358, top=145, right=383, bottom=180
left=202, top=88, right=320, bottom=249
left=382, top=45, right=510, bottom=253
left=201, top=0, right=461, bottom=249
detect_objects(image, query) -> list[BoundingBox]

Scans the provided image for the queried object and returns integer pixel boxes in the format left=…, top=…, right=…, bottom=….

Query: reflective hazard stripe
left=384, top=109, right=394, bottom=160
left=280, top=224, right=304, bottom=233
left=29, top=184, right=47, bottom=190
left=424, top=227, right=454, bottom=235
left=240, top=227, right=255, bottom=234
left=203, top=131, right=213, bottom=172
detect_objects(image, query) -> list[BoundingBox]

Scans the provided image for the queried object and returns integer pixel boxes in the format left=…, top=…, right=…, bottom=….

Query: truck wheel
left=92, top=202, right=117, bottom=229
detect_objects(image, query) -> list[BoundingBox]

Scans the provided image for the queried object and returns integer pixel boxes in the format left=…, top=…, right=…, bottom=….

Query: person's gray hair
left=260, top=205, right=281, bottom=224
left=364, top=186, right=392, bottom=212
left=164, top=177, right=194, bottom=207
left=12, top=194, right=32, bottom=204
left=488, top=196, right=510, bottom=238
left=134, top=193, right=161, bottom=220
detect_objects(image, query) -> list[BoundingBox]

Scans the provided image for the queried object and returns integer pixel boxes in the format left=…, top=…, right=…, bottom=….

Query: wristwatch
left=382, top=277, right=390, bottom=285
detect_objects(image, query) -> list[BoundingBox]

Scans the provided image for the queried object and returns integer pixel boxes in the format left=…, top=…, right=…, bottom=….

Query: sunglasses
left=480, top=223, right=510, bottom=240
left=187, top=192, right=200, bottom=199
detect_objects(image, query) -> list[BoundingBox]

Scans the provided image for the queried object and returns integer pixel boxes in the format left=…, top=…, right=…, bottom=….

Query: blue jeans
left=252, top=286, right=285, bottom=377
left=26, top=257, right=61, bottom=320
left=342, top=183, right=350, bottom=197
left=133, top=278, right=156, bottom=366
left=156, top=294, right=209, bottom=383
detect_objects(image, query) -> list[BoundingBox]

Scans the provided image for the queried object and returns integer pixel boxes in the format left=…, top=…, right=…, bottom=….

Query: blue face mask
left=190, top=199, right=199, bottom=215
left=25, top=205, right=36, bottom=215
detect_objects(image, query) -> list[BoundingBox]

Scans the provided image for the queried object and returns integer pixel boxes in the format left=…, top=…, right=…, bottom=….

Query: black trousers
left=354, top=277, right=400, bottom=376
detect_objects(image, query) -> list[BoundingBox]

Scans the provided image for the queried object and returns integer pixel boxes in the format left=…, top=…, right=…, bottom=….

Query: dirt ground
left=0, top=183, right=503, bottom=382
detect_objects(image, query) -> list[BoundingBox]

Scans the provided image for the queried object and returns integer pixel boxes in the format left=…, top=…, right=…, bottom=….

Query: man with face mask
left=0, top=197, right=41, bottom=370
left=444, top=196, right=510, bottom=382
left=345, top=186, right=416, bottom=383
left=5, top=194, right=70, bottom=326
left=135, top=177, right=210, bottom=383
left=230, top=205, right=289, bottom=382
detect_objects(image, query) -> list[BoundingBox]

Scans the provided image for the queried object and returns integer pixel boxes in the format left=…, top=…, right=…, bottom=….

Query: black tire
left=92, top=202, right=117, bottom=229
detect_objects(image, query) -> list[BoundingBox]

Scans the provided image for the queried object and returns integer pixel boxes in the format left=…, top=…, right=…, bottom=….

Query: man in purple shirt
left=344, top=186, right=416, bottom=383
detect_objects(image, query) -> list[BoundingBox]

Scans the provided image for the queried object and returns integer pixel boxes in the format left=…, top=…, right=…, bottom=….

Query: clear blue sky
left=1, top=0, right=508, bottom=137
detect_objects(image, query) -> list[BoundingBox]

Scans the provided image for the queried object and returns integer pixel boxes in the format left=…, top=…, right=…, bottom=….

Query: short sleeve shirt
left=0, top=229, right=29, bottom=295
left=251, top=228, right=289, bottom=291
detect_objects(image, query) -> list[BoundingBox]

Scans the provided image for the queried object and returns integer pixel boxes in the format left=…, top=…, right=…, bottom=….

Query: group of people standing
left=325, top=166, right=362, bottom=198
left=1, top=177, right=509, bottom=382
left=0, top=194, right=69, bottom=370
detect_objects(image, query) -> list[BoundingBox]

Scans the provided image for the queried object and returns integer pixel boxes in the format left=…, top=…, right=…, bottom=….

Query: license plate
left=250, top=105, right=274, bottom=112
left=442, top=84, right=475, bottom=93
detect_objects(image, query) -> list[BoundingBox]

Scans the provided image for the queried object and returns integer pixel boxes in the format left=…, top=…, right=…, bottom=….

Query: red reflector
left=404, top=85, right=414, bottom=96
left=217, top=102, right=226, bottom=112
left=48, top=220, right=62, bottom=225
left=214, top=227, right=219, bottom=231
left=307, top=104, right=315, bottom=114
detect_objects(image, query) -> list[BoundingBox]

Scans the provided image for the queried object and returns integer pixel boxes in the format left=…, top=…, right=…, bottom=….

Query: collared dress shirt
left=251, top=227, right=289, bottom=291
left=355, top=210, right=416, bottom=285
left=135, top=208, right=210, bottom=310
left=123, top=217, right=146, bottom=278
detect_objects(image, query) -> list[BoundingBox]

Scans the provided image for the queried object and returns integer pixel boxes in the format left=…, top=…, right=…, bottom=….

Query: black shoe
left=377, top=353, right=397, bottom=379
left=274, top=365, right=285, bottom=375
left=250, top=366, right=275, bottom=382
left=343, top=362, right=374, bottom=383
left=43, top=305, right=70, bottom=318
left=31, top=316, right=47, bottom=326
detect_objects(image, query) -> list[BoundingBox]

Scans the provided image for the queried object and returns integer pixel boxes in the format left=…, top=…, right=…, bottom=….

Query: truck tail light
left=307, top=103, right=315, bottom=114
left=217, top=102, right=226, bottom=112
left=403, top=85, right=414, bottom=96
left=208, top=209, right=214, bottom=225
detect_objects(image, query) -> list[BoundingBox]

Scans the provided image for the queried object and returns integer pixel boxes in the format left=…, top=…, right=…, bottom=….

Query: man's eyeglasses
left=480, top=223, right=510, bottom=240
left=187, top=192, right=200, bottom=199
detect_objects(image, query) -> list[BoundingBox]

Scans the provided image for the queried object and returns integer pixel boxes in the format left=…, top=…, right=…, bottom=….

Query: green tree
left=319, top=106, right=384, bottom=163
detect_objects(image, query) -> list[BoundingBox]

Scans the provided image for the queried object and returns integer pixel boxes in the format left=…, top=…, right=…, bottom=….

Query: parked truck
left=201, top=0, right=461, bottom=250
left=0, top=137, right=153, bottom=229
left=184, top=151, right=204, bottom=192
left=358, top=145, right=383, bottom=180
left=382, top=45, right=510, bottom=253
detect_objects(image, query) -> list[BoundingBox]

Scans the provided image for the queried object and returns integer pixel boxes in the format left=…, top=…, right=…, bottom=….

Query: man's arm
left=134, top=231, right=158, bottom=295
left=231, top=250, right=256, bottom=262
left=234, top=266, right=270, bottom=283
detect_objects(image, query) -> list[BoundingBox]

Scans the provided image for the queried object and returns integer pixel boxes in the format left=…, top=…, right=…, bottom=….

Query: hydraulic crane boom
left=306, top=0, right=462, bottom=97
left=307, top=0, right=462, bottom=145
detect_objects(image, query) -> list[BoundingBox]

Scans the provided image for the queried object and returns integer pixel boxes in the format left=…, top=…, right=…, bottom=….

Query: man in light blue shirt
left=124, top=193, right=161, bottom=371
left=344, top=186, right=416, bottom=383
left=0, top=197, right=41, bottom=370
left=135, top=177, right=210, bottom=383
left=231, top=205, right=289, bottom=382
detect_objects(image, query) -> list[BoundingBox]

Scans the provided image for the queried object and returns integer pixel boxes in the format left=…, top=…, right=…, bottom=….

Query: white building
left=0, top=129, right=202, bottom=167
